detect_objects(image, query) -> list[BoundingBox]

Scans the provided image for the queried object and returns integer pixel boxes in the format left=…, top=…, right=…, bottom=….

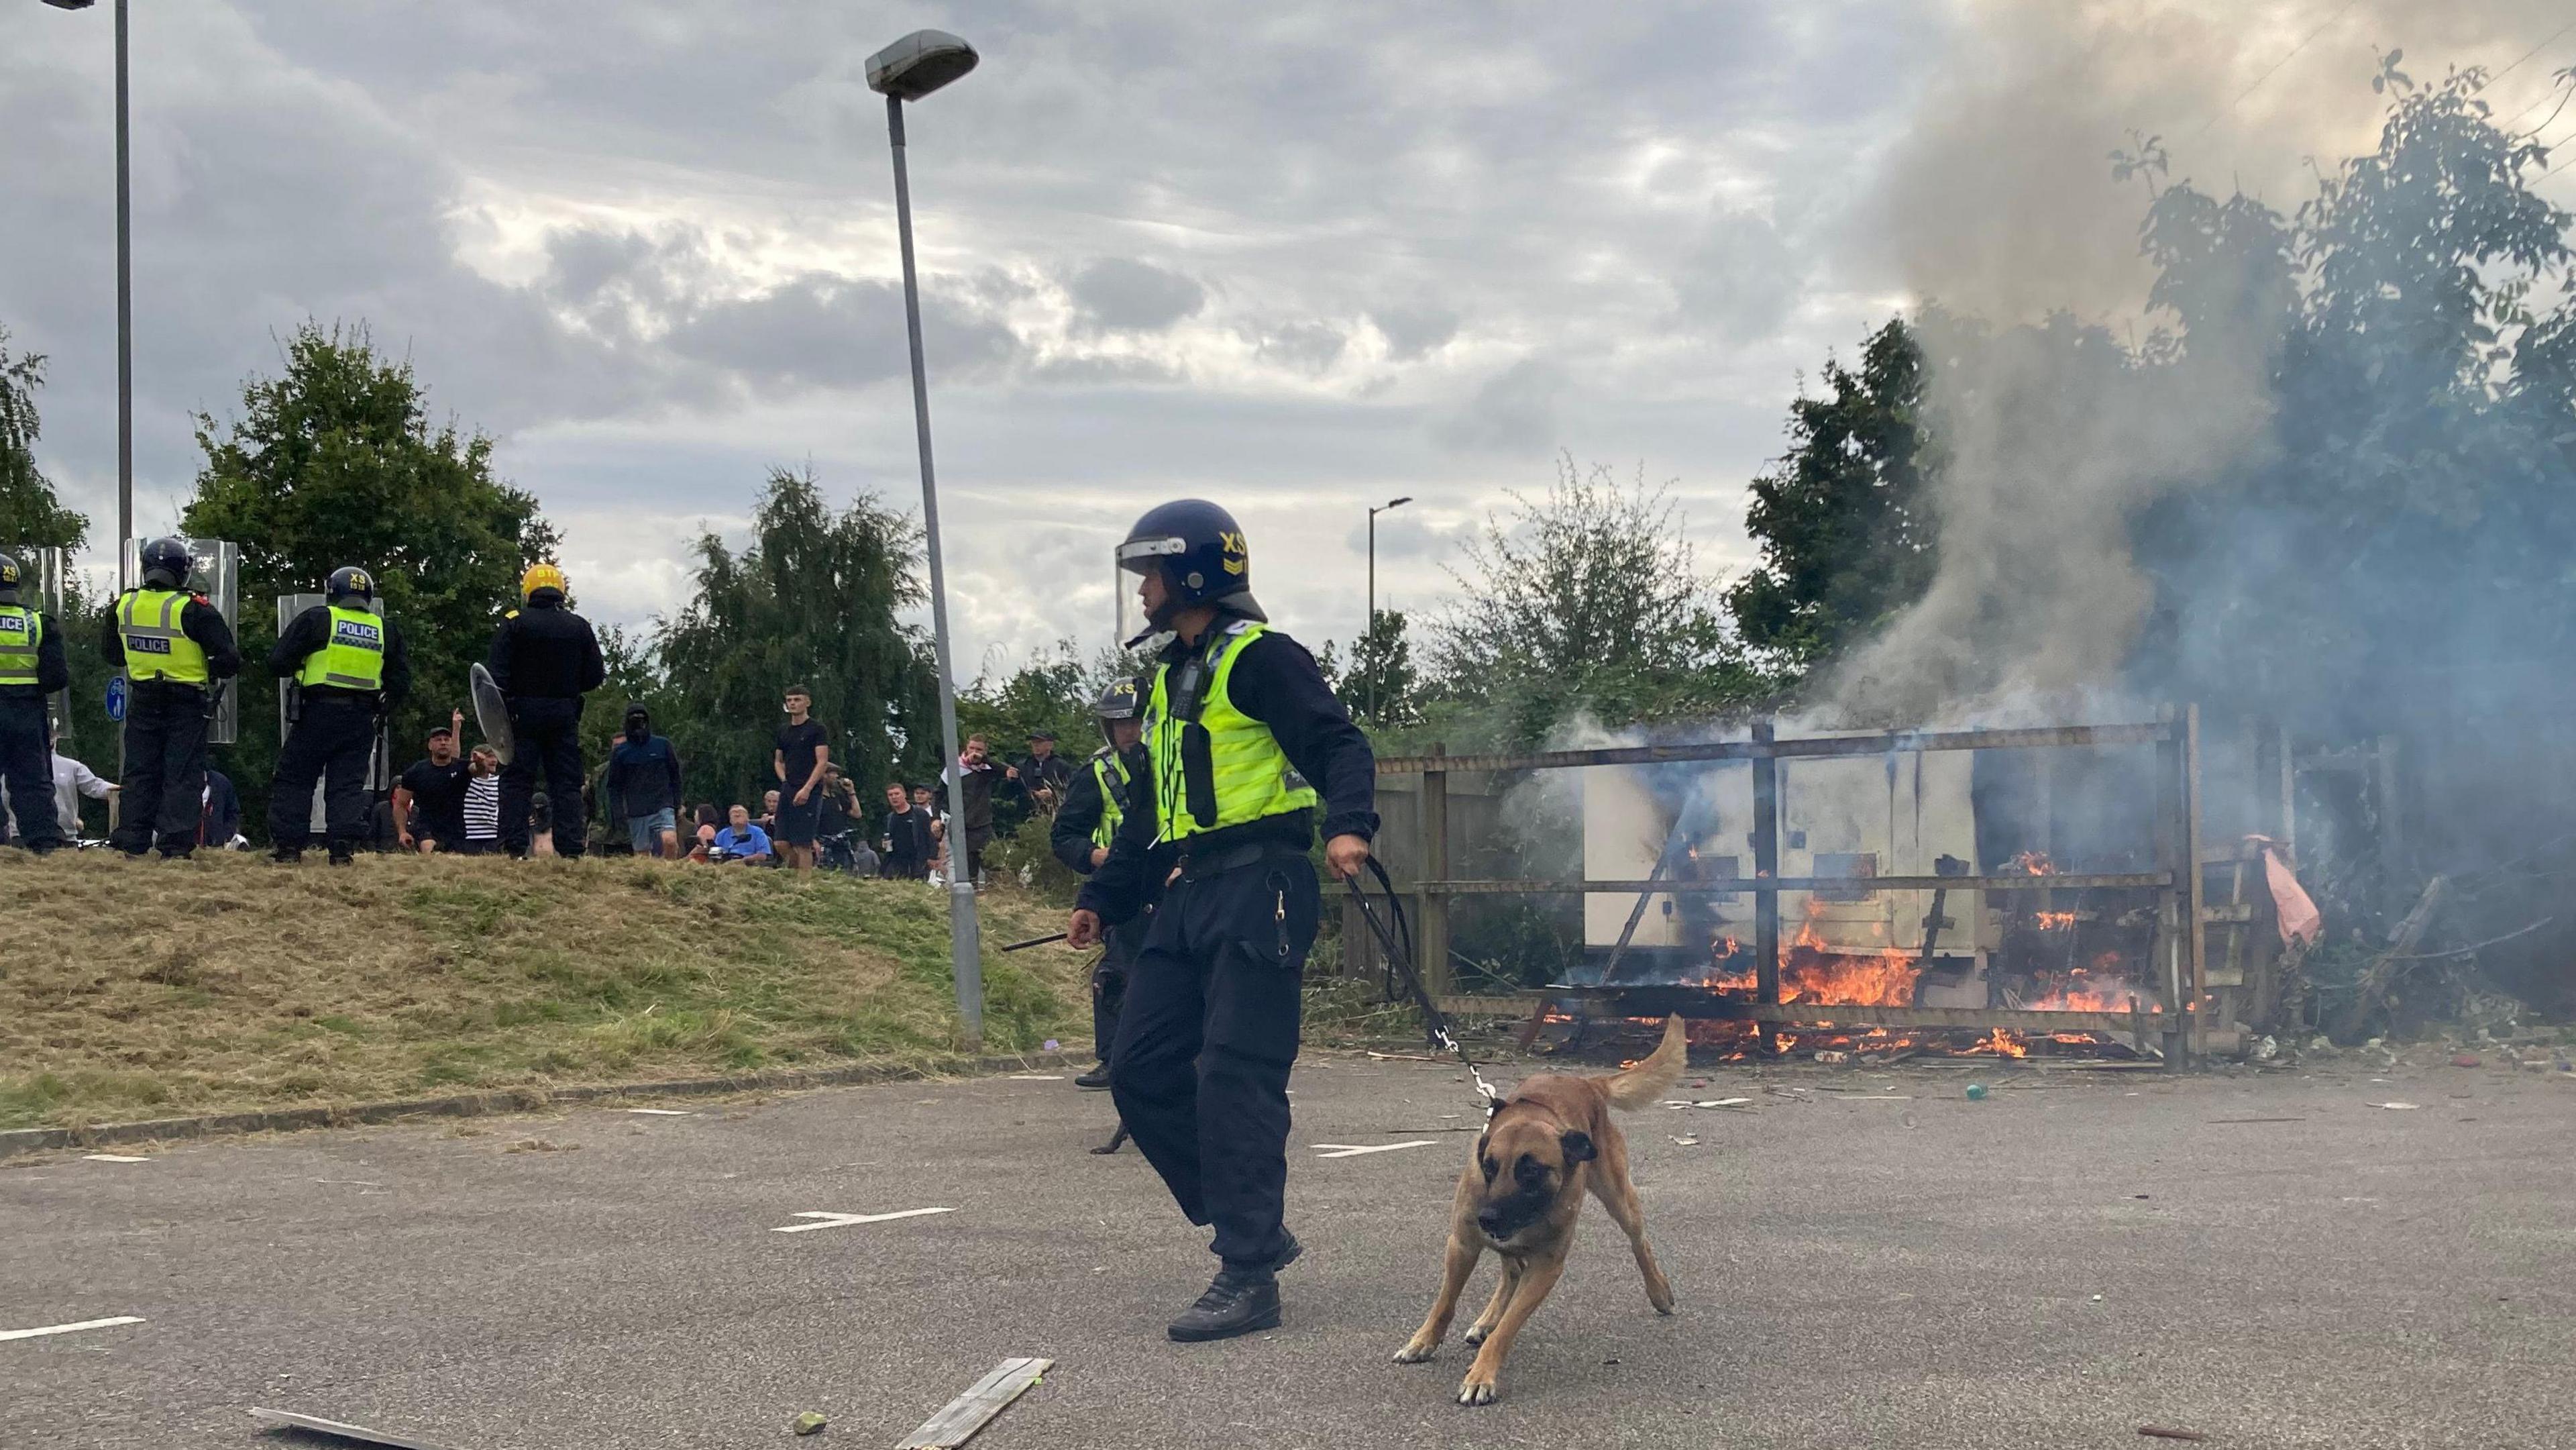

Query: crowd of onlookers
left=3, top=681, right=1081, bottom=884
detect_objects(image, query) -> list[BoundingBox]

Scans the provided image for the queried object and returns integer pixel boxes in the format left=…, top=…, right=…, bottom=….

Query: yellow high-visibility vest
left=117, top=589, right=209, bottom=685
left=297, top=605, right=385, bottom=692
left=1146, top=621, right=1316, bottom=845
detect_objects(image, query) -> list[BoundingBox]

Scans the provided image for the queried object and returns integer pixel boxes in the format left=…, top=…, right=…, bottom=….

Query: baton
left=1000, top=931, right=1069, bottom=952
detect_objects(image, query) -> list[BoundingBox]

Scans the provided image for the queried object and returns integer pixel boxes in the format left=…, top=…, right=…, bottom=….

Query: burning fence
left=1364, top=713, right=2264, bottom=1066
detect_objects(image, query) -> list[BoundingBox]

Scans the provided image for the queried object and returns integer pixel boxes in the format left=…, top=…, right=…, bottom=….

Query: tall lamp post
left=44, top=0, right=131, bottom=589
left=1364, top=495, right=1411, bottom=719
left=867, top=29, right=985, bottom=1047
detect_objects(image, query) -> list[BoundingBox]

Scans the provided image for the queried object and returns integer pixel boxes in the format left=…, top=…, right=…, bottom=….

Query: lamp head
left=867, top=30, right=978, bottom=101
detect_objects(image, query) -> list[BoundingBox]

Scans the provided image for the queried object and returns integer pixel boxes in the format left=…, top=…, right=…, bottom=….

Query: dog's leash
left=1346, top=856, right=1503, bottom=1119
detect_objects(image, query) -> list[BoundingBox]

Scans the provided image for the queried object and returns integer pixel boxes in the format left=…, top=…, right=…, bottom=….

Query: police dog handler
left=1067, top=499, right=1377, bottom=1343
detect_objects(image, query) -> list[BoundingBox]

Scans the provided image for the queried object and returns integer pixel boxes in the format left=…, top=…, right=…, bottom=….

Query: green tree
left=0, top=326, right=88, bottom=552
left=182, top=322, right=555, bottom=837
left=653, top=466, right=941, bottom=813
left=1724, top=319, right=1932, bottom=676
left=958, top=641, right=1095, bottom=762
left=1426, top=456, right=1768, bottom=745
left=1344, top=607, right=1419, bottom=728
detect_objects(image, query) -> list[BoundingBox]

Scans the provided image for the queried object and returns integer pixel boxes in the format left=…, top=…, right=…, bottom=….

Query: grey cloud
left=667, top=274, right=1017, bottom=392
left=1066, top=258, right=1205, bottom=336
left=1432, top=359, right=1567, bottom=455
left=1252, top=320, right=1348, bottom=374
left=1371, top=304, right=1459, bottom=361
left=1672, top=209, right=1799, bottom=343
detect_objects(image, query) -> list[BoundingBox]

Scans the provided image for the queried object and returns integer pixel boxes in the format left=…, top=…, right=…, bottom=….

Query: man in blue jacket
left=606, top=703, right=684, bottom=858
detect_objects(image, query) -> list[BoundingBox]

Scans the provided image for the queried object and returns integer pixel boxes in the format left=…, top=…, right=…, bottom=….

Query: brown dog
left=1393, top=1014, right=1686, bottom=1405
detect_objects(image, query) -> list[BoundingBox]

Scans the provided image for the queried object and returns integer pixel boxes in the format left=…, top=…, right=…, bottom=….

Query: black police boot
left=328, top=845, right=356, bottom=867
left=272, top=847, right=303, bottom=866
left=1167, top=1267, right=1281, bottom=1343
left=1073, top=1064, right=1112, bottom=1090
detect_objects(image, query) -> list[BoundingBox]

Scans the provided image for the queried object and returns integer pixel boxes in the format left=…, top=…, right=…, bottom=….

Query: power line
left=2491, top=19, right=2576, bottom=91
left=2197, top=0, right=2367, bottom=138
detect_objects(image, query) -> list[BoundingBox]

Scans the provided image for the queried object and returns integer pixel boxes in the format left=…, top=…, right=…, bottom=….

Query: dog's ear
left=1560, top=1129, right=1596, bottom=1166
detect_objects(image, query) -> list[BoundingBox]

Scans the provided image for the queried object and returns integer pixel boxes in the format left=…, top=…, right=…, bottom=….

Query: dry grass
left=0, top=851, right=1090, bottom=1131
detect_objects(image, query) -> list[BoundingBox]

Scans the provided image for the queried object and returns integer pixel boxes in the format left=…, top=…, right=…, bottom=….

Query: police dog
left=1392, top=1014, right=1686, bottom=1406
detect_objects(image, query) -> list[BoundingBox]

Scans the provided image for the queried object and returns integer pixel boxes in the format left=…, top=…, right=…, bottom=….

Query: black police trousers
left=1092, top=917, right=1141, bottom=1065
left=0, top=693, right=62, bottom=848
left=269, top=698, right=376, bottom=851
left=500, top=695, right=586, bottom=858
left=1109, top=847, right=1320, bottom=1272
left=113, top=683, right=209, bottom=857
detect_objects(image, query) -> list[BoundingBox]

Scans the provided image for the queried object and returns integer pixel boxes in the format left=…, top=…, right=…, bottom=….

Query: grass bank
left=0, top=852, right=1089, bottom=1131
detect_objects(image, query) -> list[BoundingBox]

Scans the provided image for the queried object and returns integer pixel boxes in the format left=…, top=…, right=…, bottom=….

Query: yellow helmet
left=521, top=562, right=568, bottom=601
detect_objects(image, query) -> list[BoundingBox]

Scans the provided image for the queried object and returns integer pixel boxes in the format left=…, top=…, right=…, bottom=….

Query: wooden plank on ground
left=895, top=1357, right=1053, bottom=1449
left=248, top=1408, right=462, bottom=1450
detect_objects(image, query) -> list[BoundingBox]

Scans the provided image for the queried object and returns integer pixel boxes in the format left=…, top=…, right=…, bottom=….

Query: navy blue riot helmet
left=1117, top=499, right=1264, bottom=634
left=326, top=565, right=375, bottom=604
left=139, top=537, right=193, bottom=590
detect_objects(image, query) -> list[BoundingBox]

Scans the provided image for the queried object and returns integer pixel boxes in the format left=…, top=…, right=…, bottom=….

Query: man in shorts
left=772, top=685, right=830, bottom=872
left=608, top=702, right=684, bottom=859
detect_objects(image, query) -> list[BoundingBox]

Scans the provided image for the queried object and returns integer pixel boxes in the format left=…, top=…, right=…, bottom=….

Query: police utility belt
left=1173, top=836, right=1303, bottom=883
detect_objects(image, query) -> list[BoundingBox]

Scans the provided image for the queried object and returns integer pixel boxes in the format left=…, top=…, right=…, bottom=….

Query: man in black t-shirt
left=880, top=780, right=936, bottom=878
left=394, top=721, right=472, bottom=853
left=772, top=684, right=830, bottom=872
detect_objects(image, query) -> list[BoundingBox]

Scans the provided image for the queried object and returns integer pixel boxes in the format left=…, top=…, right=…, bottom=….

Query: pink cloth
left=2246, top=836, right=2322, bottom=947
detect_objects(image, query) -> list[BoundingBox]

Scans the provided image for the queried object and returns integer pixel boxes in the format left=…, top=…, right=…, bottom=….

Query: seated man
left=711, top=803, right=772, bottom=864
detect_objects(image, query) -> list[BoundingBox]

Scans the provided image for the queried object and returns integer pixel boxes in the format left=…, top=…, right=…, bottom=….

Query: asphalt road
left=3, top=1052, right=2572, bottom=1450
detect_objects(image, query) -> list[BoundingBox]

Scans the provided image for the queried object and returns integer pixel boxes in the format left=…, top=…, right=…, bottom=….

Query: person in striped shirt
left=461, top=745, right=502, bottom=854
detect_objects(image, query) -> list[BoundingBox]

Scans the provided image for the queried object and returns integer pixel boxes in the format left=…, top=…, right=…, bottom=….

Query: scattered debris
left=1814, top=1050, right=1851, bottom=1064
left=896, top=1356, right=1052, bottom=1450
left=2451, top=1054, right=2482, bottom=1068
left=2208, top=1117, right=2305, bottom=1125
left=2372, top=1102, right=2421, bottom=1111
left=792, top=1410, right=828, bottom=1436
left=1695, top=1098, right=1752, bottom=1108
left=2138, top=1428, right=2210, bottom=1443
left=1965, top=1084, right=1989, bottom=1100
left=247, top=1408, right=457, bottom=1450
left=1041, top=1039, right=1059, bottom=1053
left=503, top=1138, right=576, bottom=1153
left=82, top=1153, right=150, bottom=1163
left=771, top=1207, right=955, bottom=1234
left=1670, top=1135, right=1699, bottom=1147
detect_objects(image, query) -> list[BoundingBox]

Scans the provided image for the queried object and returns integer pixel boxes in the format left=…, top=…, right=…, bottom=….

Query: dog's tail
left=1603, top=1014, right=1688, bottom=1112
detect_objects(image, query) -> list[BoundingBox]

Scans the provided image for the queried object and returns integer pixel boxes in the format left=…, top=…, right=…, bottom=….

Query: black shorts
left=775, top=794, right=824, bottom=846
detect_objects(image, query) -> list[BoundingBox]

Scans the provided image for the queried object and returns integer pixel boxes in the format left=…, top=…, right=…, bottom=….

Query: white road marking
left=624, top=1108, right=691, bottom=1116
left=1, top=1316, right=144, bottom=1343
left=1311, top=1141, right=1438, bottom=1159
left=771, top=1207, right=955, bottom=1234
left=82, top=1153, right=151, bottom=1163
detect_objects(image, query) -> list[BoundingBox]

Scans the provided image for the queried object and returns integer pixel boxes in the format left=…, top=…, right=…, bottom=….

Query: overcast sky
left=6, top=1, right=2571, bottom=680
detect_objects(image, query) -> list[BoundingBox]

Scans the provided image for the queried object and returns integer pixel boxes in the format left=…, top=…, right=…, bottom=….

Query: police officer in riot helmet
left=1051, top=677, right=1150, bottom=1092
left=101, top=537, right=243, bottom=860
left=268, top=566, right=411, bottom=865
left=1067, top=499, right=1379, bottom=1343
left=486, top=562, right=605, bottom=858
left=0, top=552, right=73, bottom=855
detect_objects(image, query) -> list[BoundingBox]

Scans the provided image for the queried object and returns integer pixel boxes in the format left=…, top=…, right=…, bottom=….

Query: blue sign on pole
left=105, top=673, right=128, bottom=723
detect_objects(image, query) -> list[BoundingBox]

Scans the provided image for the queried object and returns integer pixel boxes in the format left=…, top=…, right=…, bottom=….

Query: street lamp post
left=44, top=0, right=130, bottom=588
left=1364, top=495, right=1411, bottom=719
left=867, top=28, right=985, bottom=1048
